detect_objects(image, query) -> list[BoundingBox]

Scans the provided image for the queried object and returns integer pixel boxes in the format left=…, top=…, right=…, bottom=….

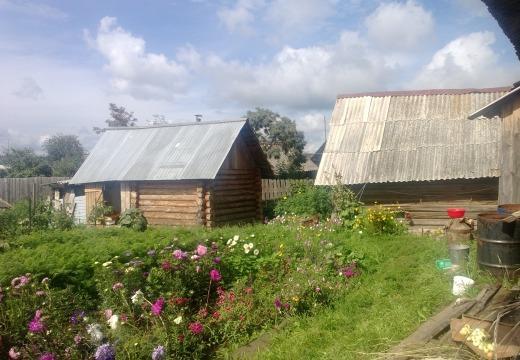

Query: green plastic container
left=435, top=258, right=452, bottom=270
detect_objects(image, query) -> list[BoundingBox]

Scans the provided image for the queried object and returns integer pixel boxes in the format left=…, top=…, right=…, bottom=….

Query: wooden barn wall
left=499, top=96, right=520, bottom=204
left=206, top=136, right=262, bottom=227
left=349, top=177, right=498, bottom=204
left=85, top=183, right=103, bottom=223
left=136, top=181, right=203, bottom=226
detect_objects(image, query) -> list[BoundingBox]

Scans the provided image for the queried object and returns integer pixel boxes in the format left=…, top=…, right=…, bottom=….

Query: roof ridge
left=104, top=119, right=247, bottom=131
left=337, top=86, right=511, bottom=99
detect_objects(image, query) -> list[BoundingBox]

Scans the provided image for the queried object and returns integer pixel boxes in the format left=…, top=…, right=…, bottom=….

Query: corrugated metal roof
left=70, top=120, right=267, bottom=184
left=315, top=89, right=508, bottom=185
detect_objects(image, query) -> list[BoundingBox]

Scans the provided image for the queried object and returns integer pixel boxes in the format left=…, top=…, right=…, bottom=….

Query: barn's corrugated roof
left=315, top=88, right=509, bottom=185
left=70, top=120, right=272, bottom=184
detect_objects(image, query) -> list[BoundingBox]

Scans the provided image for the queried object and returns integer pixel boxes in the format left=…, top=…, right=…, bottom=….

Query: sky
left=1, top=0, right=519, bottom=153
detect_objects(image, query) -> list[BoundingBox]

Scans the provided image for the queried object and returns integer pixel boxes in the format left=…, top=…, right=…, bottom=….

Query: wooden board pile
left=383, top=285, right=519, bottom=359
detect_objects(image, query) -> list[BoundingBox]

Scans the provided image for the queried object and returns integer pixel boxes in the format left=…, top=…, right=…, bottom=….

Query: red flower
left=212, top=311, right=220, bottom=320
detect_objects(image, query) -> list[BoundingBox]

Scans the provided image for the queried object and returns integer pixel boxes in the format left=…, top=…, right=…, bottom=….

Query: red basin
left=447, top=208, right=465, bottom=218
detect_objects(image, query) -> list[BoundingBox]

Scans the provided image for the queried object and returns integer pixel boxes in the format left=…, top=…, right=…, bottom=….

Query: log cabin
left=69, top=120, right=273, bottom=227
left=315, top=87, right=512, bottom=230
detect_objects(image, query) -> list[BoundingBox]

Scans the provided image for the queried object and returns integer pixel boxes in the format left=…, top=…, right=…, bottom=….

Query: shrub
left=87, top=201, right=113, bottom=225
left=330, top=181, right=363, bottom=228
left=119, top=208, right=148, bottom=231
left=274, top=183, right=332, bottom=219
left=353, top=205, right=406, bottom=234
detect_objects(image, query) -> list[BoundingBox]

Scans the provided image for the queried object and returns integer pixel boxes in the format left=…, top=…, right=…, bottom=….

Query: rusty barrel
left=477, top=212, right=520, bottom=279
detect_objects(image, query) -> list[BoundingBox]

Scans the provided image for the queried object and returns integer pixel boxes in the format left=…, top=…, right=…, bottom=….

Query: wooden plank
left=138, top=200, right=197, bottom=207
left=138, top=194, right=197, bottom=201
left=143, top=212, right=198, bottom=220
left=146, top=218, right=198, bottom=226
left=139, top=206, right=199, bottom=213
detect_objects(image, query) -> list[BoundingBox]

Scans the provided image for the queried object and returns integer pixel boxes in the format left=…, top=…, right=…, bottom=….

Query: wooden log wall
left=137, top=182, right=201, bottom=226
left=209, top=169, right=261, bottom=226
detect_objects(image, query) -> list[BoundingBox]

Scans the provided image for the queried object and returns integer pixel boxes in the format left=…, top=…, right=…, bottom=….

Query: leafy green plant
left=119, top=208, right=148, bottom=231
left=353, top=205, right=406, bottom=234
left=88, top=200, right=113, bottom=225
left=330, top=177, right=363, bottom=228
left=274, top=183, right=332, bottom=219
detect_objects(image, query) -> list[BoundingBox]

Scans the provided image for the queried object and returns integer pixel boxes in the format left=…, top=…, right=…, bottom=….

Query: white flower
left=86, top=323, right=103, bottom=343
left=227, top=239, right=232, bottom=245
left=243, top=243, right=254, bottom=254
left=102, top=261, right=112, bottom=267
left=250, top=234, right=255, bottom=237
left=173, top=316, right=183, bottom=324
left=358, top=231, right=363, bottom=234
left=107, top=314, right=119, bottom=330
left=94, top=261, right=99, bottom=265
left=131, top=290, right=144, bottom=305
left=253, top=249, right=259, bottom=256
left=233, top=235, right=239, bottom=241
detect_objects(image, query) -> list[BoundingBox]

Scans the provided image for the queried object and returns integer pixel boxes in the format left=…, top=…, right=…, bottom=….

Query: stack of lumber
left=383, top=201, right=498, bottom=232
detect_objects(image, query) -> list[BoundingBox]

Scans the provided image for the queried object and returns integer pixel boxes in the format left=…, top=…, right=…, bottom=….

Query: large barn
left=69, top=119, right=273, bottom=227
left=315, top=87, right=511, bottom=228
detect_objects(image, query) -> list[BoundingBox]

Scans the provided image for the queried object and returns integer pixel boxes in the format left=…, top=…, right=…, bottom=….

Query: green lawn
left=255, top=233, right=455, bottom=359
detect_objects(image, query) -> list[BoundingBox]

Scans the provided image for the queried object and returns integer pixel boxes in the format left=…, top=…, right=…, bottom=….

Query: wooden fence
left=0, top=177, right=68, bottom=207
left=261, top=179, right=313, bottom=200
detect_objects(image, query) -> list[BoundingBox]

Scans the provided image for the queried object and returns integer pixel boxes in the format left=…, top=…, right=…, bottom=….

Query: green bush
left=353, top=205, right=406, bottom=235
left=119, top=208, right=148, bottom=231
left=0, top=201, right=74, bottom=240
left=274, top=183, right=332, bottom=219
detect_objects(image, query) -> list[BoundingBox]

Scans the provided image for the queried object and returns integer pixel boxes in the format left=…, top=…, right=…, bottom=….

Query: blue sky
left=1, top=0, right=519, bottom=152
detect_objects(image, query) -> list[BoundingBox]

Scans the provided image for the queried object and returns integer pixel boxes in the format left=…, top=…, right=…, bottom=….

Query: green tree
left=0, top=148, right=51, bottom=177
left=42, top=134, right=86, bottom=177
left=94, top=103, right=138, bottom=133
left=245, top=108, right=306, bottom=178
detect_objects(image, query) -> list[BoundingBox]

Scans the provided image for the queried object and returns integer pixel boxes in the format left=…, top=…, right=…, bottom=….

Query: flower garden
left=0, top=185, right=457, bottom=359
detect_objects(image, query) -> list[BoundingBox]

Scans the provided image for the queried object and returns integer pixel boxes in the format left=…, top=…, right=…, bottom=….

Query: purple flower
left=147, top=249, right=156, bottom=257
left=39, top=353, right=55, bottom=360
left=188, top=321, right=204, bottom=335
left=196, top=244, right=207, bottom=257
left=70, top=310, right=85, bottom=324
left=94, top=343, right=115, bottom=360
left=210, top=269, right=222, bottom=282
left=274, top=298, right=282, bottom=310
left=151, top=345, right=166, bottom=360
left=112, top=282, right=124, bottom=291
left=173, top=249, right=187, bottom=259
left=213, top=257, right=221, bottom=264
left=28, top=310, right=45, bottom=333
left=74, top=334, right=82, bottom=345
left=151, top=298, right=165, bottom=316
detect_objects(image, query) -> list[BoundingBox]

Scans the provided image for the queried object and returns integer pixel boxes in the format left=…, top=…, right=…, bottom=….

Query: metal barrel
left=477, top=212, right=520, bottom=279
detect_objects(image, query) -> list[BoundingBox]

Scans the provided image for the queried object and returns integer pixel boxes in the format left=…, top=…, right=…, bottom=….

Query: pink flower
left=161, top=261, right=172, bottom=271
left=173, top=249, right=187, bottom=259
left=112, top=282, right=124, bottom=291
left=104, top=309, right=113, bottom=320
left=8, top=347, right=20, bottom=359
left=39, top=353, right=55, bottom=360
left=188, top=321, right=204, bottom=335
left=341, top=263, right=358, bottom=278
left=28, top=310, right=45, bottom=333
left=151, top=298, right=165, bottom=316
left=74, top=335, right=82, bottom=345
left=196, top=245, right=207, bottom=257
left=11, top=275, right=30, bottom=289
left=35, top=290, right=46, bottom=297
left=210, top=269, right=222, bottom=282
left=274, top=298, right=282, bottom=310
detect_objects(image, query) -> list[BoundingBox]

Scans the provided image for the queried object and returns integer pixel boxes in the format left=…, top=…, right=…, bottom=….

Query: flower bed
left=0, top=226, right=364, bottom=359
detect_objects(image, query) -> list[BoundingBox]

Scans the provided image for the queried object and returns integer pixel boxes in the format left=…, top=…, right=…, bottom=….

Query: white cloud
left=85, top=17, right=189, bottom=100
left=217, top=0, right=264, bottom=34
left=454, top=0, right=489, bottom=17
left=204, top=31, right=389, bottom=109
left=365, top=0, right=434, bottom=51
left=298, top=112, right=328, bottom=151
left=412, top=31, right=519, bottom=88
left=13, top=77, right=43, bottom=100
left=265, top=0, right=335, bottom=35
left=0, top=0, right=67, bottom=19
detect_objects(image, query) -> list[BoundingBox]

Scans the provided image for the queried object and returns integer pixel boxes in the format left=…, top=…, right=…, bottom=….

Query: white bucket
left=452, top=275, right=475, bottom=296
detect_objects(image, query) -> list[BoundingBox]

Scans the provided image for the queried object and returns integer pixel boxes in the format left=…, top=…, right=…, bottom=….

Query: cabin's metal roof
left=315, top=88, right=509, bottom=185
left=70, top=120, right=271, bottom=184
